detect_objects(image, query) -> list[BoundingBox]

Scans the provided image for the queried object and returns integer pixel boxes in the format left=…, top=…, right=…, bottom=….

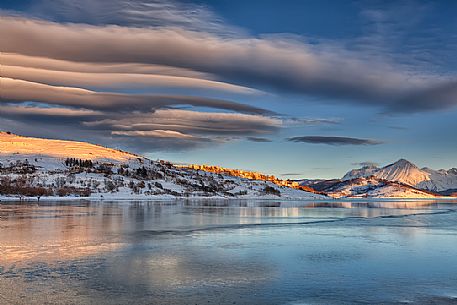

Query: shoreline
left=1, top=195, right=456, bottom=203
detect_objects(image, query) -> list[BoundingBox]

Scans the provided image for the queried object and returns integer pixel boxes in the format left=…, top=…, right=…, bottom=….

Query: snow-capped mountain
left=0, top=132, right=325, bottom=201
left=342, top=159, right=457, bottom=192
left=418, top=167, right=457, bottom=192
left=342, top=164, right=379, bottom=181
left=374, top=159, right=430, bottom=187
left=306, top=176, right=438, bottom=198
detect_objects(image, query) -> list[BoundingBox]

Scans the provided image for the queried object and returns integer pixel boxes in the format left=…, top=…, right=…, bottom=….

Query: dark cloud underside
left=246, top=137, right=272, bottom=143
left=287, top=136, right=383, bottom=146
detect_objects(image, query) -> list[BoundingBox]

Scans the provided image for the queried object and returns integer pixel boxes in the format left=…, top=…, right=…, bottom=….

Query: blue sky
left=1, top=0, right=456, bottom=178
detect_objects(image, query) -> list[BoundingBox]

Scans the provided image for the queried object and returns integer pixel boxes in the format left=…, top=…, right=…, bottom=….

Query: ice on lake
left=1, top=199, right=457, bottom=304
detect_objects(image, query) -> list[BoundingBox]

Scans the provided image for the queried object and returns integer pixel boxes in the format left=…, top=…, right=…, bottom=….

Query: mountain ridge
left=341, top=158, right=457, bottom=192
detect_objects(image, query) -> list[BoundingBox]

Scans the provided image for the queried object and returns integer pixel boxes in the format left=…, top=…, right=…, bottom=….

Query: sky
left=1, top=0, right=456, bottom=179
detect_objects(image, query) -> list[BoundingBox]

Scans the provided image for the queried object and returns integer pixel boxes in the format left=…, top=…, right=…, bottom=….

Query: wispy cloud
left=351, top=161, right=379, bottom=168
left=283, top=117, right=342, bottom=126
left=23, top=0, right=243, bottom=35
left=287, top=136, right=383, bottom=146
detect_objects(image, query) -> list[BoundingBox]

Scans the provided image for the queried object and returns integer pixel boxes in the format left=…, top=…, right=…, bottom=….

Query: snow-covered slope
left=342, top=159, right=457, bottom=192
left=418, top=168, right=457, bottom=192
left=0, top=132, right=137, bottom=163
left=375, top=159, right=431, bottom=186
left=321, top=177, right=437, bottom=199
left=342, top=164, right=379, bottom=181
left=0, top=132, right=324, bottom=200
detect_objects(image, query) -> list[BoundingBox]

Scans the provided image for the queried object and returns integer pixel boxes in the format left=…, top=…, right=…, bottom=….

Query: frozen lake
left=1, top=200, right=457, bottom=304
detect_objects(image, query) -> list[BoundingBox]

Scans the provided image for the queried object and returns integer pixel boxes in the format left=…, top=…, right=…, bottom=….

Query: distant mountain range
left=342, top=159, right=457, bottom=193
left=0, top=132, right=455, bottom=200
left=301, top=159, right=457, bottom=198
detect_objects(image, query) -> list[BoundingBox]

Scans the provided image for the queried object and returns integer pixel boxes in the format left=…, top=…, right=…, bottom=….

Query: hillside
left=0, top=132, right=137, bottom=162
left=0, top=132, right=325, bottom=201
left=178, top=164, right=321, bottom=194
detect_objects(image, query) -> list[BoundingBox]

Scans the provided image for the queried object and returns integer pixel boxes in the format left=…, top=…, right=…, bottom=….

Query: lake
left=1, top=200, right=457, bottom=304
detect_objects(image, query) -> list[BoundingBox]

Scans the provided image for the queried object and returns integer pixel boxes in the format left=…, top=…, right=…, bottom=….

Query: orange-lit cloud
left=85, top=109, right=281, bottom=136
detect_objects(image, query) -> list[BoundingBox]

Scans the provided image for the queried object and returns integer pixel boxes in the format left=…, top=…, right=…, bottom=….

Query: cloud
left=388, top=125, right=408, bottom=130
left=280, top=173, right=304, bottom=177
left=1, top=2, right=455, bottom=155
left=351, top=161, right=379, bottom=168
left=287, top=136, right=383, bottom=146
left=246, top=137, right=272, bottom=143
left=283, top=117, right=342, bottom=126
left=2, top=53, right=210, bottom=78
left=23, top=0, right=243, bottom=35
left=84, top=109, right=281, bottom=136
left=110, top=129, right=214, bottom=152
left=1, top=16, right=454, bottom=113
left=0, top=104, right=102, bottom=117
left=0, top=105, right=281, bottom=152
left=112, top=130, right=191, bottom=138
left=390, top=81, right=457, bottom=113
left=1, top=78, right=271, bottom=115
left=2, top=63, right=258, bottom=94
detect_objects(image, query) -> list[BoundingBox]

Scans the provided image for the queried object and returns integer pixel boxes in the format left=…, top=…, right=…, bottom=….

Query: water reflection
left=1, top=200, right=457, bottom=304
left=1, top=200, right=456, bottom=266
left=0, top=203, right=126, bottom=264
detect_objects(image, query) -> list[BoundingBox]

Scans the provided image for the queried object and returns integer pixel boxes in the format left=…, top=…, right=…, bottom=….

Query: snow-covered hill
left=0, top=132, right=137, bottom=163
left=342, top=159, right=457, bottom=192
left=0, top=132, right=325, bottom=201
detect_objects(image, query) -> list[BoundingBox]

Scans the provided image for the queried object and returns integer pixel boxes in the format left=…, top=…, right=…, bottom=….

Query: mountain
left=307, top=176, right=438, bottom=199
left=342, top=164, right=379, bottom=181
left=0, top=132, right=325, bottom=201
left=418, top=168, right=457, bottom=192
left=374, top=159, right=431, bottom=186
left=342, top=158, right=457, bottom=192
